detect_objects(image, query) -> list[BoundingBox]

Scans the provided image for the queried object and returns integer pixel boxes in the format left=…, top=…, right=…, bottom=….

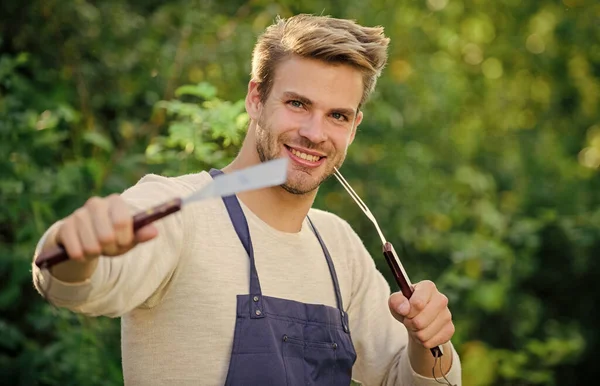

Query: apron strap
left=209, top=169, right=265, bottom=319
left=306, top=216, right=350, bottom=333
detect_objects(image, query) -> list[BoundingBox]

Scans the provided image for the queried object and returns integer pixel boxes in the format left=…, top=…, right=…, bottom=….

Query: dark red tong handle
left=383, top=242, right=444, bottom=358
left=34, top=198, right=183, bottom=270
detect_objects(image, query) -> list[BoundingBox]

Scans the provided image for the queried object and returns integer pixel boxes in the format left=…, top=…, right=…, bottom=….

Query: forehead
left=270, top=56, right=364, bottom=109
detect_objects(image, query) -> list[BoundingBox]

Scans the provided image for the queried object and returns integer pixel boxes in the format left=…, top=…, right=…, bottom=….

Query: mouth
left=284, top=145, right=326, bottom=167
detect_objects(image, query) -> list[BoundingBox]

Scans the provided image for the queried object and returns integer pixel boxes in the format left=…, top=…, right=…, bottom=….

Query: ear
left=348, top=110, right=363, bottom=145
left=245, top=80, right=262, bottom=121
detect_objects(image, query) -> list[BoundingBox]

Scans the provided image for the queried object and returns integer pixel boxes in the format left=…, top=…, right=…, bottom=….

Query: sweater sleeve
left=342, top=222, right=462, bottom=386
left=31, top=174, right=193, bottom=318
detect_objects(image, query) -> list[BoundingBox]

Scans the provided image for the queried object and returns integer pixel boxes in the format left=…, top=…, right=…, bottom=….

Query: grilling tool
left=35, top=158, right=289, bottom=270
left=332, top=167, right=444, bottom=359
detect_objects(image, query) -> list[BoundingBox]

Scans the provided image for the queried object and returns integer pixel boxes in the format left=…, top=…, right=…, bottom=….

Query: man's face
left=248, top=56, right=364, bottom=195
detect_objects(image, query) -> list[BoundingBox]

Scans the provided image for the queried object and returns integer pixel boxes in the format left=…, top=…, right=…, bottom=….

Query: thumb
left=134, top=224, right=159, bottom=243
left=388, top=292, right=411, bottom=322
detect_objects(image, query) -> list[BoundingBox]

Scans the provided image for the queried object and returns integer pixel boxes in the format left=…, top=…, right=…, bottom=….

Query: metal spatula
left=35, top=158, right=289, bottom=269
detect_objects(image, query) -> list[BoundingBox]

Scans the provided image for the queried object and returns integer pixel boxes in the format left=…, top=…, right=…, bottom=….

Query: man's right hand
left=52, top=194, right=159, bottom=262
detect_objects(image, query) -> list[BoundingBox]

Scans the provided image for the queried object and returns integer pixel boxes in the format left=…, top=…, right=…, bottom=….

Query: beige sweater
left=32, top=171, right=461, bottom=386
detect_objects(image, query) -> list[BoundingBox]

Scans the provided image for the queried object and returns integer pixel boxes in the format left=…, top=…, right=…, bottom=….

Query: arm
left=342, top=223, right=462, bottom=386
left=31, top=174, right=191, bottom=317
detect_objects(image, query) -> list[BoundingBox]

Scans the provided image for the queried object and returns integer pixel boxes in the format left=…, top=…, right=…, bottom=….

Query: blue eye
left=332, top=112, right=347, bottom=121
left=289, top=100, right=304, bottom=108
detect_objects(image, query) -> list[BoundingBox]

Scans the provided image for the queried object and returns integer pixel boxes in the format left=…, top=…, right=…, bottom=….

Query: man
left=32, top=14, right=462, bottom=385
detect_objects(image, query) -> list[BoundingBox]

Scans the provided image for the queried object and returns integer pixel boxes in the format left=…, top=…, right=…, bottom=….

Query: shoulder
left=121, top=171, right=213, bottom=207
left=135, top=171, right=212, bottom=192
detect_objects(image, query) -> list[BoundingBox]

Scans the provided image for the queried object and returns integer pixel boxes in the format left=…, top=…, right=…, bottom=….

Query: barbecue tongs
left=333, top=168, right=444, bottom=359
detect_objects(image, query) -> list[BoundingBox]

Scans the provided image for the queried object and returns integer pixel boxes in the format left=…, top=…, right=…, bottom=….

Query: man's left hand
left=388, top=280, right=455, bottom=349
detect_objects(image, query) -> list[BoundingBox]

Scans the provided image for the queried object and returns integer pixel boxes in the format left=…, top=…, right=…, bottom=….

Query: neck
left=222, top=139, right=316, bottom=233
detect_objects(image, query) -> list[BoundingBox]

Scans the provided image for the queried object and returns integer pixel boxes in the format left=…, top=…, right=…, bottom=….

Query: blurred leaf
left=175, top=82, right=218, bottom=99
left=83, top=131, right=114, bottom=152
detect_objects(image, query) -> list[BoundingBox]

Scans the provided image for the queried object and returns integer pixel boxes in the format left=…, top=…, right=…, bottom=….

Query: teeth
left=290, top=148, right=321, bottom=162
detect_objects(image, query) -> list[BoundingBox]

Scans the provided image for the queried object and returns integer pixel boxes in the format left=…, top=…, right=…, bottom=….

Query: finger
left=134, top=224, right=158, bottom=243
left=404, top=292, right=449, bottom=332
left=411, top=308, right=452, bottom=345
left=389, top=292, right=410, bottom=321
left=86, top=197, right=118, bottom=255
left=107, top=194, right=134, bottom=248
left=56, top=217, right=84, bottom=261
left=423, top=319, right=455, bottom=349
left=73, top=208, right=102, bottom=258
left=407, top=280, right=435, bottom=319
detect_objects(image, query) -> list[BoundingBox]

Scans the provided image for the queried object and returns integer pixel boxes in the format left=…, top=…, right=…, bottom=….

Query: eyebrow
left=282, top=91, right=357, bottom=119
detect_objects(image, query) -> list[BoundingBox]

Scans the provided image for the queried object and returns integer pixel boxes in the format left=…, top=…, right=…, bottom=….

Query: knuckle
left=112, top=217, right=132, bottom=231
left=108, top=194, right=127, bottom=209
left=58, top=219, right=72, bottom=236
left=73, top=208, right=89, bottom=222
left=85, top=196, right=103, bottom=208
left=63, top=243, right=83, bottom=260
left=67, top=216, right=80, bottom=228
left=84, top=244, right=102, bottom=256
left=421, top=280, right=436, bottom=290
left=412, top=317, right=424, bottom=330
left=439, top=293, right=449, bottom=307
left=61, top=216, right=72, bottom=226
left=411, top=298, right=425, bottom=311
left=97, top=232, right=116, bottom=246
left=69, top=251, right=84, bottom=260
left=448, top=322, right=456, bottom=335
left=415, top=330, right=427, bottom=343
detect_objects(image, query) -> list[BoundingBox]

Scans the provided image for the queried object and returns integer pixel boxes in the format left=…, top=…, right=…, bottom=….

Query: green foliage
left=148, top=82, right=247, bottom=175
left=1, top=0, right=599, bottom=385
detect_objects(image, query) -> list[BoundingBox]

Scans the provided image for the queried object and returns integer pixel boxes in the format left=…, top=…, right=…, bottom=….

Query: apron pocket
left=282, top=334, right=338, bottom=386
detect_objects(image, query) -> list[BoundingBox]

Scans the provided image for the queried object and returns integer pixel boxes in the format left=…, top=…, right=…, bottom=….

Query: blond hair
left=251, top=14, right=390, bottom=108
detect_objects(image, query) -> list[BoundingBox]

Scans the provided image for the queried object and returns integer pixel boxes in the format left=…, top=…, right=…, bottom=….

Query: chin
left=282, top=171, right=330, bottom=195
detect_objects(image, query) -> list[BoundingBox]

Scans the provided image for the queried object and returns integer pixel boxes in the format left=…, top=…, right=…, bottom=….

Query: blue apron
left=209, top=169, right=357, bottom=386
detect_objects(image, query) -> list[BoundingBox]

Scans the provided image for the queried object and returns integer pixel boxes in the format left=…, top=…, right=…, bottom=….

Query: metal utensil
left=332, top=167, right=444, bottom=359
left=35, top=158, right=289, bottom=269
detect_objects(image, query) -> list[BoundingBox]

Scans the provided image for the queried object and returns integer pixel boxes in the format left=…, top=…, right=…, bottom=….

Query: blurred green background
left=1, top=0, right=599, bottom=385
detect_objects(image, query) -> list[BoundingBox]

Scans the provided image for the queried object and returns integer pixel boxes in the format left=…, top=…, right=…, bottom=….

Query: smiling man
left=250, top=59, right=361, bottom=195
left=32, top=14, right=462, bottom=386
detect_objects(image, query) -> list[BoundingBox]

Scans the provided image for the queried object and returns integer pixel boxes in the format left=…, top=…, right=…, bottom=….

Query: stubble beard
left=255, top=118, right=342, bottom=195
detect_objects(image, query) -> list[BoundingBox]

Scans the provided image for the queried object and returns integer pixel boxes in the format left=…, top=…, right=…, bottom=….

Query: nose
left=298, top=115, right=327, bottom=144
